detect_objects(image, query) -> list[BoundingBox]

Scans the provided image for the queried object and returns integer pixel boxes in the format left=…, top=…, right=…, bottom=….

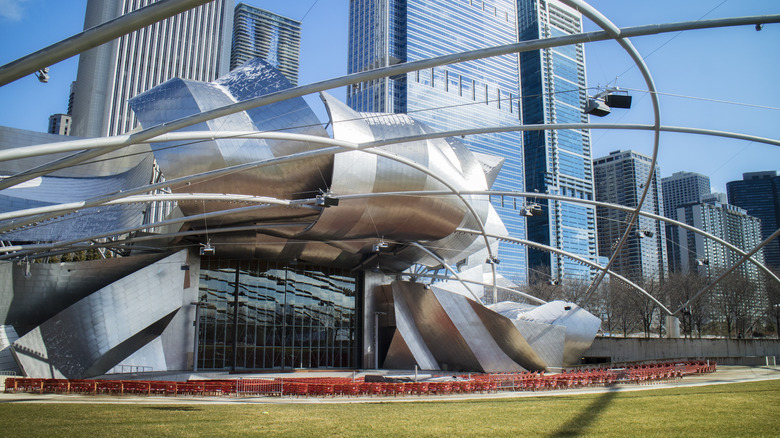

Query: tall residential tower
left=70, top=0, right=233, bottom=138
left=347, top=0, right=527, bottom=282
left=518, top=0, right=597, bottom=280
left=593, top=150, right=667, bottom=283
left=231, top=3, right=301, bottom=85
left=661, top=171, right=711, bottom=271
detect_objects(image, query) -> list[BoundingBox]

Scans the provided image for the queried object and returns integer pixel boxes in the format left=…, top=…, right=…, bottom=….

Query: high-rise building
left=593, top=150, right=667, bottom=283
left=70, top=0, right=233, bottom=138
left=47, top=114, right=72, bottom=136
left=727, top=171, right=780, bottom=270
left=675, top=198, right=767, bottom=326
left=347, top=0, right=528, bottom=282
left=661, top=171, right=711, bottom=219
left=518, top=0, right=597, bottom=280
left=231, top=3, right=301, bottom=85
left=661, top=171, right=711, bottom=271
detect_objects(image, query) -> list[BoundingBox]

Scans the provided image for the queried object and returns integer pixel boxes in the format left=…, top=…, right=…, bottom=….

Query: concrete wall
left=584, top=337, right=780, bottom=365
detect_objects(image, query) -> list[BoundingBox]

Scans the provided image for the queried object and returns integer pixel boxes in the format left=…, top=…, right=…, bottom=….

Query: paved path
left=1, top=366, right=778, bottom=405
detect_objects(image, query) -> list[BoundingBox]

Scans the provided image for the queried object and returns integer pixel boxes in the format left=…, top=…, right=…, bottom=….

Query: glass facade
left=727, top=171, right=780, bottom=270
left=197, top=259, right=360, bottom=370
left=348, top=0, right=528, bottom=282
left=518, top=0, right=597, bottom=281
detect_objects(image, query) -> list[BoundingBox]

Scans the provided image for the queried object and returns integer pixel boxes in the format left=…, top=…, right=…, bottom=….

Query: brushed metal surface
left=11, top=251, right=187, bottom=378
left=518, top=301, right=601, bottom=366
left=433, top=287, right=524, bottom=373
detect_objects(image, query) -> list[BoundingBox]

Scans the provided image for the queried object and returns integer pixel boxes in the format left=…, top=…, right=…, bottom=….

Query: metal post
left=374, top=312, right=380, bottom=370
left=192, top=301, right=201, bottom=372
left=232, top=267, right=240, bottom=371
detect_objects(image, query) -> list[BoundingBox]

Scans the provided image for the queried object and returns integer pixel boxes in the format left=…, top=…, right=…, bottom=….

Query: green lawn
left=1, top=380, right=779, bottom=437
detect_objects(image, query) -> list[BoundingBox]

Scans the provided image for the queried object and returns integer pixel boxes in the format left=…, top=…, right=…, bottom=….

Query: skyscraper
left=518, top=0, right=597, bottom=280
left=47, top=114, right=72, bottom=136
left=70, top=0, right=233, bottom=138
left=347, top=0, right=528, bottom=281
left=593, top=150, right=667, bottom=283
left=231, top=3, right=301, bottom=85
left=661, top=171, right=712, bottom=271
left=727, top=171, right=780, bottom=270
left=675, top=198, right=767, bottom=328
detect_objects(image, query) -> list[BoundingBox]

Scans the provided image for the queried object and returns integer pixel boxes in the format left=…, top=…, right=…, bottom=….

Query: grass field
left=1, top=380, right=779, bottom=437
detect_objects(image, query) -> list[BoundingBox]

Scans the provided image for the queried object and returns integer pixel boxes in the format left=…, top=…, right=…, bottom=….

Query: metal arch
left=362, top=123, right=780, bottom=150
left=0, top=223, right=307, bottom=256
left=401, top=272, right=548, bottom=305
left=0, top=202, right=305, bottom=259
left=0, top=0, right=214, bottom=86
left=0, top=134, right=500, bottom=287
left=408, top=242, right=482, bottom=304
left=2, top=14, right=778, bottom=191
left=0, top=193, right=296, bottom=223
left=562, top=0, right=663, bottom=304
left=5, top=124, right=779, bottom=164
left=675, top=227, right=780, bottom=316
left=333, top=188, right=780, bottom=291
left=456, top=227, right=674, bottom=316
left=5, top=130, right=775, bottom=289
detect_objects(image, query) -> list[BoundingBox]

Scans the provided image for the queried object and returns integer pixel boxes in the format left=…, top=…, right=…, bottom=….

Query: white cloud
left=0, top=0, right=31, bottom=21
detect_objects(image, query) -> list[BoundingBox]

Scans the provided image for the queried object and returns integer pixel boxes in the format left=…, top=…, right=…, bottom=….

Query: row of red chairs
left=472, top=360, right=716, bottom=391
left=4, top=378, right=237, bottom=396
left=279, top=380, right=499, bottom=397
left=4, top=360, right=715, bottom=398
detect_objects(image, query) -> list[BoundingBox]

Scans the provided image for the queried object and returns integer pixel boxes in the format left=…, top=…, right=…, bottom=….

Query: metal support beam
left=0, top=0, right=214, bottom=86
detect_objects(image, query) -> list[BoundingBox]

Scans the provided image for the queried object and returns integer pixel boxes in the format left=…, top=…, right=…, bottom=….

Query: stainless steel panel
left=518, top=301, right=601, bottom=366
left=433, top=287, right=524, bottom=373
left=392, top=281, right=482, bottom=372
left=11, top=251, right=188, bottom=378
left=0, top=325, right=20, bottom=373
left=129, top=59, right=333, bottom=222
left=385, top=283, right=438, bottom=370
left=1, top=253, right=168, bottom=335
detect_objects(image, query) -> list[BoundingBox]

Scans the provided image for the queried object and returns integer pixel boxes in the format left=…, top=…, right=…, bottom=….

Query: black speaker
left=605, top=94, right=632, bottom=109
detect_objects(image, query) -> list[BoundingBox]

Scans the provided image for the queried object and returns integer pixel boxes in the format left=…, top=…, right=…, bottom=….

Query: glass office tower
left=231, top=3, right=301, bottom=85
left=727, top=171, right=780, bottom=270
left=518, top=0, right=597, bottom=280
left=347, top=0, right=527, bottom=282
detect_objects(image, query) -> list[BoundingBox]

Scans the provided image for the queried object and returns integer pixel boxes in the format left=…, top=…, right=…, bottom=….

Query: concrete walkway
left=1, top=366, right=778, bottom=405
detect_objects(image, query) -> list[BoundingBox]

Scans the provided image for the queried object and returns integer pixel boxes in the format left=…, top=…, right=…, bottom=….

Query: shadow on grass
left=549, top=387, right=620, bottom=437
left=144, top=406, right=203, bottom=412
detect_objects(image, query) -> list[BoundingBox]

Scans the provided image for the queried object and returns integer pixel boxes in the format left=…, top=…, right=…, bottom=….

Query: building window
left=197, top=259, right=360, bottom=370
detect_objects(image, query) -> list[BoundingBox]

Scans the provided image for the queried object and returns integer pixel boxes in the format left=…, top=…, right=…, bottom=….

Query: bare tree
left=767, top=270, right=780, bottom=339
left=716, top=271, right=758, bottom=339
left=662, top=271, right=711, bottom=338
left=605, top=279, right=641, bottom=337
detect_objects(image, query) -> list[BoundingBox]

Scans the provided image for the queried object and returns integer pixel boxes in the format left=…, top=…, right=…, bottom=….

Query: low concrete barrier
left=583, top=337, right=780, bottom=365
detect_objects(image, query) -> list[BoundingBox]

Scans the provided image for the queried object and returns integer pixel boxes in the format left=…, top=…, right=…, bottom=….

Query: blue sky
left=0, top=0, right=777, bottom=193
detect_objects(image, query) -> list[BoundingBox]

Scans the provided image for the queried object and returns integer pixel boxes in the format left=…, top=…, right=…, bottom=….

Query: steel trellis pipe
left=0, top=0, right=214, bottom=86
left=1, top=14, right=778, bottom=191
left=563, top=0, right=662, bottom=306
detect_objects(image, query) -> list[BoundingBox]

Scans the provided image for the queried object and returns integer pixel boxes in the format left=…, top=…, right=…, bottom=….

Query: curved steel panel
left=10, top=251, right=188, bottom=378
left=0, top=154, right=153, bottom=242
left=519, top=301, right=601, bottom=366
left=129, top=59, right=333, bottom=220
left=0, top=253, right=168, bottom=335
